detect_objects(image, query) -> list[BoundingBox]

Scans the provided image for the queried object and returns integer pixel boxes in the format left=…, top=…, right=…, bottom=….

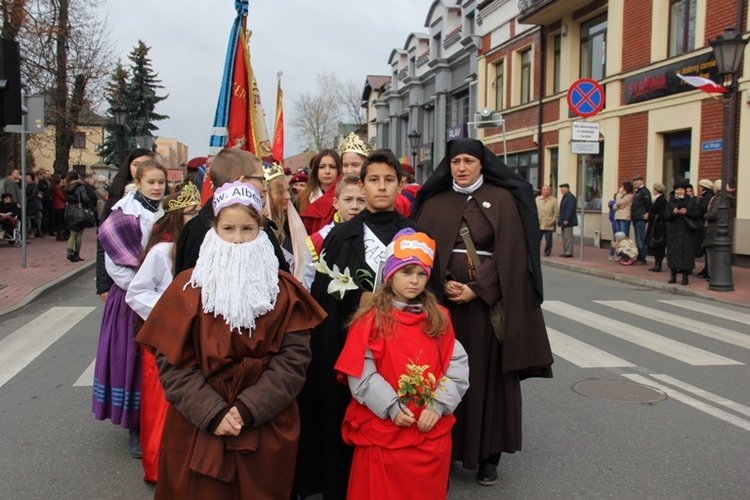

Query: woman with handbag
left=645, top=183, right=667, bottom=272
left=413, top=138, right=553, bottom=487
left=64, top=171, right=95, bottom=261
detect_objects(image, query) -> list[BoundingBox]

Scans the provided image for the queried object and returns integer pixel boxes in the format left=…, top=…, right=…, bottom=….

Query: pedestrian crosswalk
left=542, top=300, right=741, bottom=366
left=1, top=301, right=749, bottom=434
left=0, top=306, right=96, bottom=388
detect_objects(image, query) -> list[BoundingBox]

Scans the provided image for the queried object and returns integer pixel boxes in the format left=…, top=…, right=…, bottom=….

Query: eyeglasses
left=247, top=176, right=267, bottom=186
left=184, top=210, right=199, bottom=218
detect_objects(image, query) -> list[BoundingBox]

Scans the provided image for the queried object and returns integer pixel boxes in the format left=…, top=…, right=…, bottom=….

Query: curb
left=541, top=259, right=750, bottom=310
left=0, top=261, right=95, bottom=317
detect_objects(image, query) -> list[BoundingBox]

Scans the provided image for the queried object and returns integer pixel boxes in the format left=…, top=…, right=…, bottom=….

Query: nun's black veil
left=412, top=138, right=544, bottom=304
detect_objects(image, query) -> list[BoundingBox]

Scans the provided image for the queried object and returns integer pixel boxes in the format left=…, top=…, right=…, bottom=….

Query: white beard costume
left=187, top=229, right=280, bottom=334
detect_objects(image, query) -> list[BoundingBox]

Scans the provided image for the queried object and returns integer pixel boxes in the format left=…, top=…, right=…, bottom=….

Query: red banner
left=272, top=78, right=284, bottom=162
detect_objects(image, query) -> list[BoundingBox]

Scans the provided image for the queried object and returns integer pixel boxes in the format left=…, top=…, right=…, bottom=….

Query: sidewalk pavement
left=0, top=228, right=747, bottom=316
left=543, top=242, right=750, bottom=309
left=0, top=229, right=96, bottom=316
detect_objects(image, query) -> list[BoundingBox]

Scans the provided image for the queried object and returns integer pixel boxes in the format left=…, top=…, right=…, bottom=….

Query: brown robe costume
left=417, top=183, right=553, bottom=469
left=136, top=270, right=326, bottom=500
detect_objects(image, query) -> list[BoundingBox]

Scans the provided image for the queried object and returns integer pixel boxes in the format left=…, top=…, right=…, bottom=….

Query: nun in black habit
left=413, top=138, right=553, bottom=486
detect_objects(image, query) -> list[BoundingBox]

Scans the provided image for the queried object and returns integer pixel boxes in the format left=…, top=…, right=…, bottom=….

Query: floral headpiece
left=165, top=182, right=201, bottom=213
left=339, top=132, right=371, bottom=158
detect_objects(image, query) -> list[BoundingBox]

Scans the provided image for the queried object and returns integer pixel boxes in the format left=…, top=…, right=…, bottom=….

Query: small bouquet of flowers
left=397, top=357, right=448, bottom=411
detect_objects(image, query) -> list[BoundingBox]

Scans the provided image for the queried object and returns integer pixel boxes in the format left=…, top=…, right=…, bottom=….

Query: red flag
left=272, top=75, right=284, bottom=162
left=676, top=74, right=727, bottom=94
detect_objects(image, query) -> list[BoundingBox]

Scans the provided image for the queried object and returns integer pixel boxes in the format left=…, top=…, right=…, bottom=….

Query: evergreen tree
left=124, top=40, right=168, bottom=140
left=101, top=61, right=132, bottom=166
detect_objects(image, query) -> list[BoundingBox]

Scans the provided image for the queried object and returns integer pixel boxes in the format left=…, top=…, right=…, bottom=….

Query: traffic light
left=0, top=37, right=22, bottom=127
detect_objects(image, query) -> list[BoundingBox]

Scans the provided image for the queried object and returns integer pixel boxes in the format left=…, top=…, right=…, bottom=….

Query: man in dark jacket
left=557, top=183, right=577, bottom=257
left=631, top=175, right=652, bottom=264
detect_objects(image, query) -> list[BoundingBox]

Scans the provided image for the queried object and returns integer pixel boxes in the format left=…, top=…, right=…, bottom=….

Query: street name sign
left=572, top=121, right=601, bottom=141
left=701, top=140, right=722, bottom=152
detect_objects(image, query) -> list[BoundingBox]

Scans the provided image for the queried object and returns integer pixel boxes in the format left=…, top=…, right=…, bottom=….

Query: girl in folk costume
left=135, top=182, right=325, bottom=499
left=262, top=160, right=308, bottom=283
left=124, top=184, right=202, bottom=483
left=335, top=228, right=469, bottom=500
left=93, top=159, right=167, bottom=457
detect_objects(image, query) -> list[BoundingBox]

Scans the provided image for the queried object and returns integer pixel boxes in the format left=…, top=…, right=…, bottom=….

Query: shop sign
left=624, top=53, right=720, bottom=104
left=446, top=124, right=467, bottom=141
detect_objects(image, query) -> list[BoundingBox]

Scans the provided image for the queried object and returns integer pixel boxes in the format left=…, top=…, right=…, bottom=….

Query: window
left=549, top=147, right=558, bottom=189
left=72, top=132, right=86, bottom=149
left=494, top=60, right=504, bottom=110
left=553, top=35, right=562, bottom=94
left=446, top=90, right=470, bottom=128
left=577, top=145, right=604, bottom=210
left=520, top=49, right=532, bottom=104
left=505, top=150, right=539, bottom=187
left=433, top=33, right=442, bottom=59
left=425, top=107, right=434, bottom=143
left=465, top=12, right=475, bottom=36
left=668, top=0, right=696, bottom=56
left=580, top=13, right=607, bottom=80
left=409, top=56, right=416, bottom=76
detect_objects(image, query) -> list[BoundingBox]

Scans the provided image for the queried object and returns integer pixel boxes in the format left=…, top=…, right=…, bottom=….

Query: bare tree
left=335, top=78, right=365, bottom=127
left=291, top=74, right=341, bottom=151
left=16, top=0, right=113, bottom=174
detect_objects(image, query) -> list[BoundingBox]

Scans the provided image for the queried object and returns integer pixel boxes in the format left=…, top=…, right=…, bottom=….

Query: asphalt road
left=1, top=267, right=749, bottom=499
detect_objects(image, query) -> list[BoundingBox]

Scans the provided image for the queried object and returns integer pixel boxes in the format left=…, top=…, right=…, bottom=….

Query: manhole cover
left=572, top=379, right=667, bottom=403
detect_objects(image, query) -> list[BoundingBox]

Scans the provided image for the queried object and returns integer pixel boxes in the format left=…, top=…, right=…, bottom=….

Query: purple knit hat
left=383, top=228, right=436, bottom=282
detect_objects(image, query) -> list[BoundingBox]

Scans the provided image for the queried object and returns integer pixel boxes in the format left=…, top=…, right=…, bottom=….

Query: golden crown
left=165, top=182, right=202, bottom=213
left=340, top=132, right=371, bottom=157
left=263, top=162, right=286, bottom=183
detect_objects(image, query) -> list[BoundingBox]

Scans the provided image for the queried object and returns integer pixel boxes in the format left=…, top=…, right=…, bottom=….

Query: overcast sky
left=104, top=0, right=436, bottom=159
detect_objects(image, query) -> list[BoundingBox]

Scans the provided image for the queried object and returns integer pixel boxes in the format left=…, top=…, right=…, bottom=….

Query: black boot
left=695, top=268, right=709, bottom=279
left=66, top=248, right=76, bottom=262
left=668, top=270, right=677, bottom=284
left=129, top=428, right=142, bottom=458
left=73, top=251, right=84, bottom=262
left=681, top=273, right=689, bottom=286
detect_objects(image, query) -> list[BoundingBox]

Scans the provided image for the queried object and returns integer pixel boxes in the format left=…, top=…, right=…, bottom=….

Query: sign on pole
left=567, top=79, right=605, bottom=118
left=571, top=141, right=600, bottom=155
left=3, top=95, right=45, bottom=134
left=571, top=121, right=600, bottom=141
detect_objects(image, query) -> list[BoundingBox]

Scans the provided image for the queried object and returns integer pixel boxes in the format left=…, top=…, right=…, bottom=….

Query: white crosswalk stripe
left=542, top=300, right=742, bottom=366
left=0, top=307, right=96, bottom=388
left=547, top=327, right=635, bottom=368
left=658, top=300, right=750, bottom=326
left=623, top=374, right=750, bottom=433
left=595, top=300, right=750, bottom=350
left=74, top=359, right=96, bottom=387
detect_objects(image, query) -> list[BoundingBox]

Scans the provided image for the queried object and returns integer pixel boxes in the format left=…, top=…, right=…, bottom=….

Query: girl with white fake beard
left=136, top=181, right=325, bottom=499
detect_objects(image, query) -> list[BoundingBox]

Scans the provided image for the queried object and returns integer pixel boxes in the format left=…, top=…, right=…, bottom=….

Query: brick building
left=475, top=0, right=749, bottom=260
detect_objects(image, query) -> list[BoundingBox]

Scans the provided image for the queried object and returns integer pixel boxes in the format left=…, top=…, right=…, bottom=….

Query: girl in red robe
left=334, top=228, right=469, bottom=500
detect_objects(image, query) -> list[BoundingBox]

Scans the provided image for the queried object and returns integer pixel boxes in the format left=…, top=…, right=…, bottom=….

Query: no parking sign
left=567, top=79, right=605, bottom=118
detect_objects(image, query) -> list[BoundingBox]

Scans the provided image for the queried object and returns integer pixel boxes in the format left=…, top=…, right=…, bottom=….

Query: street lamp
left=408, top=129, right=421, bottom=169
left=708, top=27, right=747, bottom=292
left=111, top=105, right=127, bottom=127
left=135, top=134, right=155, bottom=151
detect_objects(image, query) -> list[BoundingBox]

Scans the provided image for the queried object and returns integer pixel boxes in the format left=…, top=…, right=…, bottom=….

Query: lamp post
left=112, top=105, right=127, bottom=127
left=408, top=129, right=421, bottom=169
left=708, top=27, right=747, bottom=292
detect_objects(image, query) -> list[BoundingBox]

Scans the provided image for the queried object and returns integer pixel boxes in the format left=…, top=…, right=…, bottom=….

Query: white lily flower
left=327, top=264, right=359, bottom=299
left=309, top=256, right=331, bottom=275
